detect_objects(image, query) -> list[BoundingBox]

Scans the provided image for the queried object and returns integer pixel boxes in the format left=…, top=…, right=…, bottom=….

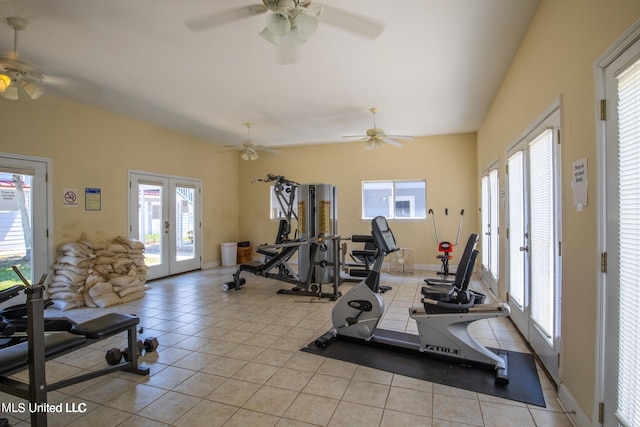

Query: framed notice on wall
left=85, top=188, right=101, bottom=211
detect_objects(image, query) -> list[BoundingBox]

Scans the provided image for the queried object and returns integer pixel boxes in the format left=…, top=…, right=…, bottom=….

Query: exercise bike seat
left=421, top=283, right=456, bottom=301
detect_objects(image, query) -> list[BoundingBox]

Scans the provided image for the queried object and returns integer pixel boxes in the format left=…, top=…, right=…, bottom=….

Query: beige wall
left=477, top=0, right=640, bottom=421
left=0, top=98, right=240, bottom=267
left=238, top=133, right=477, bottom=267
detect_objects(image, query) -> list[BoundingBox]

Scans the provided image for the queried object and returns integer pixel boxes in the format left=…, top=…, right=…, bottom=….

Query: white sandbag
left=120, top=290, right=145, bottom=303
left=55, top=256, right=94, bottom=268
left=52, top=264, right=88, bottom=275
left=94, top=256, right=117, bottom=265
left=57, top=242, right=93, bottom=257
left=115, top=236, right=145, bottom=251
left=54, top=269, right=88, bottom=284
left=80, top=240, right=108, bottom=251
left=110, top=275, right=135, bottom=288
left=93, top=249, right=115, bottom=258
left=50, top=299, right=84, bottom=311
left=88, top=281, right=114, bottom=298
left=92, top=292, right=122, bottom=309
left=116, top=283, right=144, bottom=297
left=108, top=243, right=128, bottom=253
left=82, top=291, right=98, bottom=308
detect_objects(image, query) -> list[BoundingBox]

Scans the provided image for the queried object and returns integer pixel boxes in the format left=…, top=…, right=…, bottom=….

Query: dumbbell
left=105, top=337, right=159, bottom=365
left=0, top=321, right=16, bottom=337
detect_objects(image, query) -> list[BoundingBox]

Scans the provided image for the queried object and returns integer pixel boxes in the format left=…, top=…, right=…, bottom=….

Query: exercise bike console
left=317, top=216, right=510, bottom=385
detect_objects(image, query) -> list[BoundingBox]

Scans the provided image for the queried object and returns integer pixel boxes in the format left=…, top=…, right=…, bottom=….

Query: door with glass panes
left=599, top=32, right=640, bottom=427
left=129, top=172, right=201, bottom=280
left=481, top=166, right=499, bottom=295
left=506, top=105, right=562, bottom=383
left=0, top=155, right=50, bottom=296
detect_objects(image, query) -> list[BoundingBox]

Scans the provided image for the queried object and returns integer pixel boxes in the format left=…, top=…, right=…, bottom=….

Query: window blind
left=481, top=175, right=490, bottom=269
left=508, top=151, right=525, bottom=307
left=528, top=129, right=554, bottom=339
left=489, top=169, right=499, bottom=279
left=615, top=56, right=640, bottom=427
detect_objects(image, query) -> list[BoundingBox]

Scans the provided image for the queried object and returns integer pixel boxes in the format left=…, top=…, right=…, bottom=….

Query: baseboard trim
left=558, top=383, right=591, bottom=427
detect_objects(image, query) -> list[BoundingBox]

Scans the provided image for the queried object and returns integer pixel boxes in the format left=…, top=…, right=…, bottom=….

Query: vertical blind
left=529, top=129, right=555, bottom=339
left=489, top=169, right=500, bottom=280
left=508, top=151, right=525, bottom=307
left=481, top=175, right=490, bottom=269
left=616, top=56, right=640, bottom=427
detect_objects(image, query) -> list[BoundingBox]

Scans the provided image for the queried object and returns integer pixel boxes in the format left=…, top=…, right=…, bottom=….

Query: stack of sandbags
left=48, top=236, right=149, bottom=310
left=48, top=242, right=95, bottom=311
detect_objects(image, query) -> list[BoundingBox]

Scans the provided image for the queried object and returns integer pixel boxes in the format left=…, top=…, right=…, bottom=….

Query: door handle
left=164, top=220, right=170, bottom=234
left=519, top=246, right=529, bottom=252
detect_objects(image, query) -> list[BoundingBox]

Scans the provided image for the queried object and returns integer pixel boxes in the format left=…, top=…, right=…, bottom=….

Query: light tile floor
left=1, top=267, right=573, bottom=426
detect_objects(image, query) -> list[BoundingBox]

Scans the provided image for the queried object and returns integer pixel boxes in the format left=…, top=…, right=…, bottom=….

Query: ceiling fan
left=0, top=17, right=99, bottom=101
left=185, top=1, right=384, bottom=48
left=226, top=123, right=282, bottom=161
left=343, top=108, right=413, bottom=149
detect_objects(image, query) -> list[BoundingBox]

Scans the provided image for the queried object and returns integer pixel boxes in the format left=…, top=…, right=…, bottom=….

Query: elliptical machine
left=315, top=216, right=510, bottom=385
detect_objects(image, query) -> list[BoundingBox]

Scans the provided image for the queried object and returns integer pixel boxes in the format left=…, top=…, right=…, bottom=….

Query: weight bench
left=0, top=283, right=149, bottom=427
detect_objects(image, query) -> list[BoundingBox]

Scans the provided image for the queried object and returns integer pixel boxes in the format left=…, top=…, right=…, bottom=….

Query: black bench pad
left=70, top=313, right=139, bottom=339
left=0, top=333, right=87, bottom=376
left=238, top=261, right=264, bottom=273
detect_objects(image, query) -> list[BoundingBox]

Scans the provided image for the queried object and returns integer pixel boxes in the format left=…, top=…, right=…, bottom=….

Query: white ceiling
left=0, top=0, right=539, bottom=148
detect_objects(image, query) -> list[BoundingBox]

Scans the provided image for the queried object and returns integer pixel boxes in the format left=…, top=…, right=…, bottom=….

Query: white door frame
left=505, top=98, right=562, bottom=383
left=480, top=159, right=500, bottom=295
left=594, top=20, right=640, bottom=427
left=129, top=170, right=201, bottom=280
left=0, top=152, right=53, bottom=295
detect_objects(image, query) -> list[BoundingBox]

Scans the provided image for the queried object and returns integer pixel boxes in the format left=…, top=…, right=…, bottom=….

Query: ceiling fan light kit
left=227, top=122, right=283, bottom=161
left=343, top=107, right=414, bottom=149
left=259, top=3, right=319, bottom=46
left=0, top=17, right=45, bottom=101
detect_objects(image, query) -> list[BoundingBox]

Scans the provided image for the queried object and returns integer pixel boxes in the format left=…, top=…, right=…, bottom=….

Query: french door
left=506, top=104, right=562, bottom=383
left=480, top=164, right=499, bottom=295
left=598, top=28, right=640, bottom=427
left=0, top=154, right=51, bottom=296
left=129, top=172, right=201, bottom=280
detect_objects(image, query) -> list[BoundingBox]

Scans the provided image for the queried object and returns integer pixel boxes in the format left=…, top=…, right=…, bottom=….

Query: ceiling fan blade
left=255, top=145, right=282, bottom=154
left=385, top=134, right=414, bottom=140
left=185, top=5, right=268, bottom=32
left=384, top=137, right=404, bottom=147
left=319, top=5, right=385, bottom=40
left=342, top=134, right=367, bottom=139
left=42, top=74, right=102, bottom=97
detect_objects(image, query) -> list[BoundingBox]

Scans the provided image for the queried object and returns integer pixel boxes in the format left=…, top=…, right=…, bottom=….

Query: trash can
left=221, top=242, right=238, bottom=266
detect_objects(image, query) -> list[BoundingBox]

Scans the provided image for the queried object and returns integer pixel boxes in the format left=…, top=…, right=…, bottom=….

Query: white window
left=362, top=180, right=426, bottom=220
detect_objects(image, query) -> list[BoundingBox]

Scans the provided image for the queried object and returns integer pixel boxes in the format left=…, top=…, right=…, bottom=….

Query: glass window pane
left=362, top=181, right=392, bottom=219
left=175, top=185, right=195, bottom=261
left=508, top=151, right=525, bottom=307
left=138, top=183, right=162, bottom=266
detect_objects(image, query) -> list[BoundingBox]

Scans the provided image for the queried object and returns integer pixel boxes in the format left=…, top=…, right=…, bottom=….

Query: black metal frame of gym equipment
left=224, top=174, right=344, bottom=300
left=0, top=268, right=150, bottom=427
left=225, top=234, right=343, bottom=300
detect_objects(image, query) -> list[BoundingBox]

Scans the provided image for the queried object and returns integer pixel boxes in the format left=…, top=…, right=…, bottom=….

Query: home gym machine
left=315, top=216, right=510, bottom=384
left=224, top=174, right=343, bottom=300
left=429, top=208, right=464, bottom=278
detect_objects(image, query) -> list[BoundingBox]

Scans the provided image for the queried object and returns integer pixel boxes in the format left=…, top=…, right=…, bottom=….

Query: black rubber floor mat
left=302, top=332, right=546, bottom=407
